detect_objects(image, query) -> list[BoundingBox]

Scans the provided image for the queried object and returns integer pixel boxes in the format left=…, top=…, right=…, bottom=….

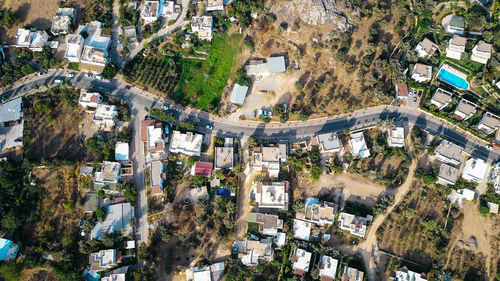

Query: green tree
left=21, top=64, right=35, bottom=76
left=102, top=63, right=119, bottom=80
left=95, top=207, right=106, bottom=220
left=187, top=156, right=198, bottom=168
left=178, top=121, right=197, bottom=131
left=98, top=189, right=105, bottom=199
left=149, top=108, right=175, bottom=123
left=123, top=182, right=138, bottom=202
left=0, top=9, right=20, bottom=28
left=297, top=111, right=309, bottom=121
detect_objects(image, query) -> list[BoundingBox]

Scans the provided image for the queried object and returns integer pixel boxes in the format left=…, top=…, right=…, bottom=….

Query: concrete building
left=205, top=0, right=224, bottom=11
left=161, top=1, right=181, bottom=21
left=477, top=112, right=500, bottom=133
left=462, top=157, right=489, bottom=183
left=141, top=1, right=160, bottom=23
left=101, top=266, right=129, bottom=281
left=411, top=63, right=432, bottom=83
left=215, top=147, right=234, bottom=170
left=387, top=127, right=405, bottom=148
left=93, top=104, right=118, bottom=129
left=247, top=213, right=283, bottom=236
left=245, top=56, right=287, bottom=76
left=338, top=212, right=370, bottom=238
left=93, top=161, right=121, bottom=189
left=437, top=163, right=460, bottom=185
left=292, top=219, right=312, bottom=241
left=150, top=161, right=164, bottom=195
left=79, top=92, right=103, bottom=109
left=169, top=131, right=203, bottom=156
left=446, top=34, right=466, bottom=60
left=488, top=162, right=500, bottom=194
left=319, top=255, right=338, bottom=281
left=191, top=16, right=213, bottom=41
left=0, top=238, right=19, bottom=261
left=415, top=38, right=438, bottom=58
left=313, top=132, right=344, bottom=156
left=230, top=83, right=248, bottom=105
left=430, top=88, right=453, bottom=110
left=16, top=29, right=49, bottom=52
left=447, top=188, right=475, bottom=206
left=395, top=267, right=427, bottom=281
left=343, top=266, right=364, bottom=281
left=251, top=181, right=289, bottom=210
left=292, top=248, right=312, bottom=276
left=141, top=118, right=166, bottom=158
left=297, top=197, right=335, bottom=226
left=115, top=142, right=129, bottom=162
left=51, top=8, right=76, bottom=35
left=471, top=41, right=493, bottom=64
left=233, top=239, right=273, bottom=266
left=91, top=203, right=134, bottom=240
left=445, top=15, right=466, bottom=34
left=395, top=84, right=408, bottom=100
left=89, top=249, right=121, bottom=271
left=251, top=144, right=287, bottom=177
left=435, top=140, right=463, bottom=166
left=453, top=99, right=476, bottom=121
left=0, top=98, right=23, bottom=154
left=348, top=132, right=370, bottom=158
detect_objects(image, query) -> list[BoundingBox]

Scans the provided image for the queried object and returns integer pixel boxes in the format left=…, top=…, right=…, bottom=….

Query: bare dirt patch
left=1, top=0, right=59, bottom=43
left=22, top=267, right=59, bottom=281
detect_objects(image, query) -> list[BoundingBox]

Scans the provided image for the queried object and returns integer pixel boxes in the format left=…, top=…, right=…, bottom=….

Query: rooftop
left=292, top=248, right=312, bottom=275
left=348, top=132, right=370, bottom=158
left=413, top=63, right=431, bottom=78
left=215, top=147, right=234, bottom=169
left=449, top=15, right=466, bottom=28
left=479, top=112, right=500, bottom=131
left=0, top=238, right=19, bottom=261
left=396, top=84, right=408, bottom=97
left=253, top=181, right=289, bottom=208
left=455, top=99, right=476, bottom=116
left=0, top=98, right=22, bottom=123
left=169, top=131, right=203, bottom=156
left=438, top=163, right=460, bottom=185
left=192, top=161, right=213, bottom=177
left=319, top=255, right=338, bottom=279
left=141, top=1, right=160, bottom=19
left=431, top=88, right=453, bottom=105
left=462, top=157, right=489, bottom=183
left=475, top=41, right=493, bottom=53
left=293, top=219, right=312, bottom=241
left=91, top=203, right=134, bottom=240
left=230, top=83, right=248, bottom=105
left=450, top=34, right=467, bottom=47
left=115, top=142, right=129, bottom=161
left=94, top=161, right=121, bottom=184
left=436, top=140, right=463, bottom=164
left=316, top=132, right=343, bottom=152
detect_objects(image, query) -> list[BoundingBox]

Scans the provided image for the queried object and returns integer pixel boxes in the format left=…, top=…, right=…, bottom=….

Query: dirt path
left=235, top=138, right=253, bottom=238
left=358, top=158, right=418, bottom=281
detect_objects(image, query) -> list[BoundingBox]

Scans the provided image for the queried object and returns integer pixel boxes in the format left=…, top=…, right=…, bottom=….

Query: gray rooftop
left=215, top=147, right=234, bottom=169
left=455, top=99, right=476, bottom=116
left=317, top=132, right=342, bottom=152
left=432, top=88, right=453, bottom=105
left=479, top=112, right=500, bottom=130
left=436, top=140, right=463, bottom=163
left=450, top=15, right=466, bottom=28
left=267, top=56, right=286, bottom=74
left=438, top=163, right=460, bottom=184
left=230, top=84, right=248, bottom=105
left=0, top=98, right=22, bottom=123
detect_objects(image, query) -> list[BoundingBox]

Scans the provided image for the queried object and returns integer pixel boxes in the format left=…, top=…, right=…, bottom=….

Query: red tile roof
left=396, top=84, right=408, bottom=97
left=151, top=186, right=162, bottom=195
left=193, top=161, right=213, bottom=177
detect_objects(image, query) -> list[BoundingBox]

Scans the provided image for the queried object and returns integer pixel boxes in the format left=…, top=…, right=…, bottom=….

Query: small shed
left=230, top=83, right=248, bottom=105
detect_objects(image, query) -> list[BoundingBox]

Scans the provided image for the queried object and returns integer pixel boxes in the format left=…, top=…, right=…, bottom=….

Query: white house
left=395, top=84, right=409, bottom=100
left=115, top=142, right=129, bottom=162
left=453, top=99, right=476, bottom=121
left=477, top=112, right=500, bottom=133
left=245, top=56, right=287, bottom=77
left=16, top=29, right=49, bottom=52
left=348, top=132, right=370, bottom=158
left=161, top=1, right=181, bottom=21
left=205, top=0, right=224, bottom=11
left=488, top=162, right=500, bottom=194
left=447, top=188, right=475, bottom=206
left=251, top=181, right=289, bottom=210
left=251, top=144, right=287, bottom=177
left=411, top=63, right=432, bottom=83
left=141, top=1, right=160, bottom=23
left=51, top=7, right=76, bottom=35
left=233, top=239, right=273, bottom=266
left=462, top=158, right=489, bottom=183
left=387, top=127, right=405, bottom=148
left=338, top=212, right=371, bottom=238
left=79, top=92, right=103, bottom=109
left=396, top=267, right=427, bottom=281
left=215, top=147, right=234, bottom=170
left=169, top=130, right=203, bottom=156
left=89, top=249, right=121, bottom=271
left=93, top=104, right=118, bottom=129
left=415, top=38, right=437, bottom=58
left=471, top=41, right=493, bottom=64
left=445, top=15, right=465, bottom=34
left=319, top=255, right=339, bottom=281
left=292, top=219, right=312, bottom=241
left=446, top=34, right=466, bottom=60
left=292, top=248, right=312, bottom=276
left=437, top=163, right=460, bottom=185
left=191, top=16, right=213, bottom=41
left=314, top=132, right=344, bottom=156
left=430, top=88, right=453, bottom=110
left=93, top=161, right=121, bottom=189
left=91, top=203, right=134, bottom=240
left=297, top=197, right=336, bottom=226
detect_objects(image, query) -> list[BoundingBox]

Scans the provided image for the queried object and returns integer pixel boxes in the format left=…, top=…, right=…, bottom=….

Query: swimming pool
left=437, top=68, right=469, bottom=90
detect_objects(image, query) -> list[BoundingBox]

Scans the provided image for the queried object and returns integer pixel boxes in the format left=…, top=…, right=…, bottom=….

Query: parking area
left=406, top=88, right=422, bottom=108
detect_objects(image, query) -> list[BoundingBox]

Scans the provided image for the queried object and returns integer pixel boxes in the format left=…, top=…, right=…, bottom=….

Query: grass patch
left=174, top=34, right=243, bottom=111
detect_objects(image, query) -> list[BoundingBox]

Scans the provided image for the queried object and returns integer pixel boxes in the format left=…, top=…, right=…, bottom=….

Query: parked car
left=252, top=110, right=257, bottom=118
left=54, top=79, right=63, bottom=84
left=487, top=145, right=493, bottom=150
left=161, top=103, right=169, bottom=110
left=67, top=73, right=75, bottom=78
left=94, top=75, right=102, bottom=80
left=85, top=73, right=92, bottom=78
left=205, top=125, right=213, bottom=130
left=413, top=97, right=417, bottom=104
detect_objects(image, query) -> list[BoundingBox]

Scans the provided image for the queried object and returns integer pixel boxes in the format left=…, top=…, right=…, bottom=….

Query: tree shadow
left=15, top=3, right=31, bottom=23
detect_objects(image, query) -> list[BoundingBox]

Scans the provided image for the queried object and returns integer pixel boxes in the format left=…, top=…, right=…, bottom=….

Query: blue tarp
left=216, top=188, right=231, bottom=197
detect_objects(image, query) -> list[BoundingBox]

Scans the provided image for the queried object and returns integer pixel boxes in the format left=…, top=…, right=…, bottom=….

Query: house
left=0, top=98, right=23, bottom=154
left=387, top=127, right=405, bottom=148
left=415, top=38, right=438, bottom=58
left=93, top=104, right=118, bottom=129
left=101, top=266, right=129, bottom=281
left=94, top=161, right=121, bottom=189
left=233, top=239, right=273, bottom=266
left=0, top=98, right=22, bottom=124
left=169, top=131, right=203, bottom=156
left=445, top=15, right=466, bottom=34
left=205, top=0, right=224, bottom=11
left=191, top=262, right=225, bottom=281
left=150, top=161, right=164, bottom=195
left=313, top=132, right=344, bottom=156
left=487, top=202, right=499, bottom=214
left=435, top=140, right=463, bottom=166
left=396, top=267, right=427, bottom=281
left=488, top=162, right=500, bottom=194
left=297, top=197, right=335, bottom=226
left=447, top=188, right=475, bottom=206
left=215, top=147, right=234, bottom=170
left=0, top=238, right=19, bottom=261
left=453, top=99, right=476, bottom=121
left=191, top=16, right=213, bottom=41
left=64, top=21, right=111, bottom=73
left=275, top=232, right=286, bottom=247
left=318, top=255, right=338, bottom=281
left=230, top=83, right=249, bottom=105
left=188, top=186, right=209, bottom=202
left=191, top=161, right=213, bottom=177
left=251, top=181, right=289, bottom=210
left=251, top=144, right=287, bottom=177
left=141, top=118, right=166, bottom=158
left=343, top=266, right=364, bottom=281
left=245, top=56, right=287, bottom=76
left=192, top=267, right=211, bottom=281
left=160, top=1, right=181, bottom=21
left=395, top=84, right=409, bottom=100
left=91, top=203, right=134, bottom=240
left=79, top=92, right=103, bottom=109
left=471, top=41, right=493, bottom=64
left=16, top=29, right=49, bottom=52
left=338, top=212, right=370, bottom=238
left=51, top=7, right=76, bottom=35
left=437, top=164, right=460, bottom=185
left=411, top=63, right=432, bottom=83
left=292, top=248, right=312, bottom=276
left=478, top=112, right=500, bottom=133
left=462, top=158, right=489, bottom=183
left=348, top=132, right=370, bottom=158
left=247, top=213, right=283, bottom=236
left=89, top=249, right=122, bottom=271
left=292, top=219, right=312, bottom=241
left=446, top=34, right=467, bottom=60
left=430, top=88, right=453, bottom=110
left=141, top=1, right=160, bottom=23
left=115, top=142, right=129, bottom=162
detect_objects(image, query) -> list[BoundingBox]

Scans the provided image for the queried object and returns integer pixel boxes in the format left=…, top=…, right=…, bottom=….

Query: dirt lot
left=1, top=0, right=59, bottom=43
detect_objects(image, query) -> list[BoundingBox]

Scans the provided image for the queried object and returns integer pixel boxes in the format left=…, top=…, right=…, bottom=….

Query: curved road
left=2, top=71, right=500, bottom=278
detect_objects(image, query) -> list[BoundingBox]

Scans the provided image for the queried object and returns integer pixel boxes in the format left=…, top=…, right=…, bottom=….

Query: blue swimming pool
left=437, top=68, right=469, bottom=90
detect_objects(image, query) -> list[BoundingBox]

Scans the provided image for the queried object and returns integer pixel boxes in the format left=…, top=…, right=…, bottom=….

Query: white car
left=94, top=75, right=102, bottom=80
left=85, top=73, right=92, bottom=78
left=54, top=79, right=63, bottom=84
left=67, top=73, right=75, bottom=78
